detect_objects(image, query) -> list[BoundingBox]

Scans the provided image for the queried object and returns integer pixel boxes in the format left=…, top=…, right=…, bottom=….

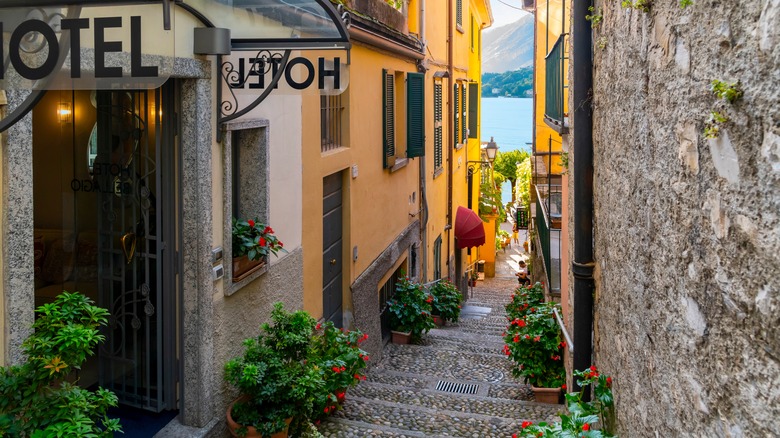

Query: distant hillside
left=482, top=68, right=533, bottom=98
left=483, top=14, right=534, bottom=73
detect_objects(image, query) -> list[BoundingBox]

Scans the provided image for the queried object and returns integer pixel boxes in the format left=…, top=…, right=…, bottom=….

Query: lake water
left=481, top=97, right=533, bottom=205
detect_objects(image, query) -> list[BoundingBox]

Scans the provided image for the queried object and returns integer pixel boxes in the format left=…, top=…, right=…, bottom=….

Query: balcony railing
left=534, top=184, right=562, bottom=292
left=544, top=34, right=569, bottom=134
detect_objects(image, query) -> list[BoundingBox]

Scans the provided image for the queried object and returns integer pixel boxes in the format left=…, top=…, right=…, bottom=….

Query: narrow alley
left=319, top=227, right=559, bottom=437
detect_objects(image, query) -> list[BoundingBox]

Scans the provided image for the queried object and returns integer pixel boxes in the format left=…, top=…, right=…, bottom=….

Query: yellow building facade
left=301, top=0, right=491, bottom=357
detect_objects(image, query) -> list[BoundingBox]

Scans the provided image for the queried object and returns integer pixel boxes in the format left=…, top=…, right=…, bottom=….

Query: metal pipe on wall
left=446, top=0, right=454, bottom=279
left=571, top=0, right=596, bottom=399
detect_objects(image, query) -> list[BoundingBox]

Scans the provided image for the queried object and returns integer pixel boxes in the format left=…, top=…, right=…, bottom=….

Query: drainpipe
left=446, top=0, right=454, bottom=278
left=419, top=0, right=428, bottom=281
left=571, top=0, right=595, bottom=399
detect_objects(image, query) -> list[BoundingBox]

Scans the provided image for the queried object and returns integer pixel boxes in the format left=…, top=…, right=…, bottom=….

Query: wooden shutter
left=461, top=84, right=467, bottom=142
left=468, top=83, right=478, bottom=138
left=407, top=72, right=425, bottom=158
left=382, top=69, right=395, bottom=168
left=434, top=81, right=443, bottom=169
left=453, top=83, right=460, bottom=146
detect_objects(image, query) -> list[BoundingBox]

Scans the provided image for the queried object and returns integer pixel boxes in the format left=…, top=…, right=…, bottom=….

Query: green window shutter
left=434, top=81, right=443, bottom=169
left=461, top=84, right=467, bottom=142
left=382, top=69, right=395, bottom=168
left=456, top=0, right=463, bottom=28
left=406, top=72, right=425, bottom=158
left=468, top=83, right=478, bottom=138
left=453, top=83, right=460, bottom=146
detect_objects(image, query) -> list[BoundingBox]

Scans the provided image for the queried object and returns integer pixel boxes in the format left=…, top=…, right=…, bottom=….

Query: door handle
left=330, top=259, right=337, bottom=265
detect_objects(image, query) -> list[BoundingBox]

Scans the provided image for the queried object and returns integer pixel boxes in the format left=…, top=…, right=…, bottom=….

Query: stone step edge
left=346, top=395, right=554, bottom=425
left=356, top=379, right=562, bottom=411
left=368, top=368, right=533, bottom=392
left=320, top=417, right=430, bottom=438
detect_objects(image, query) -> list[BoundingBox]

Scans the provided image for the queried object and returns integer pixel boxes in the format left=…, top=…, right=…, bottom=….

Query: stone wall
left=586, top=0, right=779, bottom=435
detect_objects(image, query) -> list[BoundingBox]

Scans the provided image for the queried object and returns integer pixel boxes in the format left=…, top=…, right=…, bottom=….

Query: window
left=456, top=0, right=463, bottom=29
left=434, top=80, right=443, bottom=170
left=453, top=83, right=460, bottom=147
left=321, top=94, right=344, bottom=152
left=383, top=70, right=423, bottom=168
left=461, top=83, right=467, bottom=143
left=406, top=72, right=425, bottom=158
left=468, top=83, right=478, bottom=138
left=379, top=262, right=406, bottom=340
left=382, top=69, right=396, bottom=168
left=433, top=235, right=442, bottom=280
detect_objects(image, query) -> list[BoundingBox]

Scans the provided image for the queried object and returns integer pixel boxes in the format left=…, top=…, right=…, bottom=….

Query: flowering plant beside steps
left=386, top=275, right=435, bottom=343
left=513, top=366, right=616, bottom=437
left=232, top=218, right=286, bottom=261
left=428, top=279, right=463, bottom=323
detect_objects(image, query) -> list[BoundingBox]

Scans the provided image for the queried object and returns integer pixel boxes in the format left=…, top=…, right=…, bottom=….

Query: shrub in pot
left=308, top=322, right=370, bottom=418
left=224, top=303, right=324, bottom=437
left=428, top=280, right=463, bottom=323
left=0, top=292, right=121, bottom=436
left=386, top=276, right=435, bottom=343
left=503, top=301, right=565, bottom=402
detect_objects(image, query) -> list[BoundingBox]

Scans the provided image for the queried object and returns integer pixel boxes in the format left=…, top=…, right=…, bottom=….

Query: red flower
left=264, top=226, right=274, bottom=234
left=340, top=366, right=346, bottom=372
left=315, top=323, right=322, bottom=330
left=513, top=435, right=517, bottom=438
left=561, top=384, right=567, bottom=390
left=258, top=237, right=267, bottom=247
left=590, top=365, right=597, bottom=372
left=522, top=421, right=532, bottom=428
left=279, top=242, right=284, bottom=248
left=582, top=423, right=590, bottom=431
left=534, top=336, right=540, bottom=342
left=525, top=335, right=530, bottom=340
left=513, top=335, right=520, bottom=343
left=363, top=355, right=370, bottom=361
left=607, top=376, right=612, bottom=387
left=518, top=319, right=526, bottom=327
left=247, top=219, right=255, bottom=227
left=560, top=341, right=567, bottom=348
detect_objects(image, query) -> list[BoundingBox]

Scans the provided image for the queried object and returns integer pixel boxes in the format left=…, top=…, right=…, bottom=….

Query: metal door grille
left=435, top=380, right=479, bottom=395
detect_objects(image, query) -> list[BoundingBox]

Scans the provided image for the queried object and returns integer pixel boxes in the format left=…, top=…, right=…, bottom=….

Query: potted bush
left=224, top=303, right=323, bottom=438
left=0, top=292, right=121, bottom=436
left=428, top=280, right=463, bottom=326
left=386, top=276, right=435, bottom=344
left=309, top=322, right=370, bottom=418
left=503, top=299, right=565, bottom=404
left=469, top=271, right=478, bottom=287
left=232, top=218, right=286, bottom=281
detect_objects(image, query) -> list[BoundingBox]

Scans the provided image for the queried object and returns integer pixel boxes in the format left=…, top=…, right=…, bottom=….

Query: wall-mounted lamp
left=484, top=137, right=499, bottom=162
left=58, top=102, right=72, bottom=123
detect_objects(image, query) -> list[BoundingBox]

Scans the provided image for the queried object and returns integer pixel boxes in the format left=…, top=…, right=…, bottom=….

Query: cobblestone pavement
left=319, top=230, right=562, bottom=437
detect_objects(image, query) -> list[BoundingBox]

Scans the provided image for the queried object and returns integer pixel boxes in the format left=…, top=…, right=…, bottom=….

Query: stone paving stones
left=318, top=261, right=560, bottom=437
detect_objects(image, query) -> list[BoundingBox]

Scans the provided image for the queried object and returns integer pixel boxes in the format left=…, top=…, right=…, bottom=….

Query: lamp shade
left=455, top=206, right=486, bottom=249
left=485, top=137, right=498, bottom=161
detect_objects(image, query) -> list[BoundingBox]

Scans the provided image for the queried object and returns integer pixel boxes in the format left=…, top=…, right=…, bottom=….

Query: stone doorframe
left=1, top=58, right=220, bottom=431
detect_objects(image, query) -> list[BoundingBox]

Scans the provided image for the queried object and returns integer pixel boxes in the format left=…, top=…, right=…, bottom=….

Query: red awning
left=455, top=206, right=486, bottom=249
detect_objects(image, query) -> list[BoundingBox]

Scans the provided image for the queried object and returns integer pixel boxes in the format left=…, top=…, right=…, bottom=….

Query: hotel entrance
left=31, top=82, right=179, bottom=413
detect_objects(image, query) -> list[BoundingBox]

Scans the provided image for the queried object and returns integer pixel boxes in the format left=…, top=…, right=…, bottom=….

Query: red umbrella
left=455, top=206, right=486, bottom=249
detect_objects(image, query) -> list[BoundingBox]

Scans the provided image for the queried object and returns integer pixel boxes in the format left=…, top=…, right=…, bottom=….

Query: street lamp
left=484, top=137, right=498, bottom=162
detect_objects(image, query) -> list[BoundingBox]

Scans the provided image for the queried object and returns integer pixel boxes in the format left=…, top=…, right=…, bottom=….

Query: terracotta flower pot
left=531, top=386, right=561, bottom=404
left=232, top=255, right=265, bottom=282
left=432, top=315, right=445, bottom=327
left=226, top=398, right=292, bottom=438
left=391, top=330, right=412, bottom=344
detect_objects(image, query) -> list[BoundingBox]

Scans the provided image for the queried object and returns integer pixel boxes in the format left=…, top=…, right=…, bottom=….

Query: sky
left=489, top=0, right=530, bottom=29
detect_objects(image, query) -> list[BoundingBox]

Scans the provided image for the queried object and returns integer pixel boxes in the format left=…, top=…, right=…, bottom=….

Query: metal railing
left=534, top=185, right=562, bottom=292
left=544, top=34, right=568, bottom=133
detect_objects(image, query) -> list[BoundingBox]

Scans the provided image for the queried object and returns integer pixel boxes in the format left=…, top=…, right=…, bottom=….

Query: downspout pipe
left=446, top=0, right=454, bottom=278
left=571, top=0, right=595, bottom=399
left=419, top=0, right=428, bottom=281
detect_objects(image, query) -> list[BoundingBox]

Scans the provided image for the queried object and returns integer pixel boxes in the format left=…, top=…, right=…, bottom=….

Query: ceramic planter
left=232, top=255, right=265, bottom=282
left=391, top=330, right=412, bottom=344
left=531, top=386, right=561, bottom=404
left=432, top=315, right=445, bottom=327
left=226, top=398, right=292, bottom=438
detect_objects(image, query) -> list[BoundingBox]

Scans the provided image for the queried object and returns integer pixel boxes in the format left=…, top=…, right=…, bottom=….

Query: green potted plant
left=469, top=271, right=478, bottom=287
left=386, top=276, right=435, bottom=344
left=514, top=366, right=616, bottom=437
left=0, top=292, right=121, bottom=436
left=232, top=218, right=287, bottom=281
left=309, top=322, right=370, bottom=418
left=503, top=298, right=565, bottom=404
left=428, top=280, right=463, bottom=326
left=224, top=303, right=324, bottom=438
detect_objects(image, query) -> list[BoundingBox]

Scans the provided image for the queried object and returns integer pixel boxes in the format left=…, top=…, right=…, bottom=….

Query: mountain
left=481, top=68, right=533, bottom=98
left=482, top=14, right=534, bottom=73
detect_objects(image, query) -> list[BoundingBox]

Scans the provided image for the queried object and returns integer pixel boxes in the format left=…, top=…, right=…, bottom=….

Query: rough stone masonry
left=578, top=0, right=779, bottom=435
